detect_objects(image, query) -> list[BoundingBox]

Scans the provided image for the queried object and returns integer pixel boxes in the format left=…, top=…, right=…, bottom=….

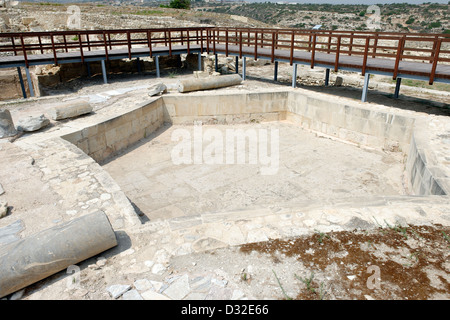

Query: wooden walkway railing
left=1, top=27, right=449, bottom=84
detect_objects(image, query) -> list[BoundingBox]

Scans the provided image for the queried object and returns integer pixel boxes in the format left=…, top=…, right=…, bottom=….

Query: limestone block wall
left=161, top=91, right=288, bottom=125
left=405, top=121, right=449, bottom=196
left=58, top=88, right=447, bottom=196
left=285, top=91, right=447, bottom=196
left=62, top=98, right=165, bottom=163
left=286, top=91, right=415, bottom=152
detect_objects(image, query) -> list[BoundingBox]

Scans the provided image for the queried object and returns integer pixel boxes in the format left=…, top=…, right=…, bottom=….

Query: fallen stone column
left=0, top=109, right=17, bottom=139
left=48, top=99, right=92, bottom=121
left=177, top=74, right=242, bottom=93
left=0, top=211, right=117, bottom=298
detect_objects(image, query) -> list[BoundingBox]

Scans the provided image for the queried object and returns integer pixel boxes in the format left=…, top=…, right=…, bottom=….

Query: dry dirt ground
left=171, top=223, right=450, bottom=300
left=1, top=62, right=450, bottom=301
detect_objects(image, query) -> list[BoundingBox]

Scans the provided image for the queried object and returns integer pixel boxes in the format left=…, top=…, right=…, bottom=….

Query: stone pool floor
left=103, top=121, right=407, bottom=222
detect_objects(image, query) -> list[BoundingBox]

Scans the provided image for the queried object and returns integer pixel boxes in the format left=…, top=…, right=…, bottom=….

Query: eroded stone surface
left=16, top=115, right=49, bottom=132
left=0, top=109, right=17, bottom=138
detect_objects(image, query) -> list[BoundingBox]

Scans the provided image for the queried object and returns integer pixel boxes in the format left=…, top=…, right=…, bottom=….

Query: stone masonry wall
left=62, top=98, right=164, bottom=163
left=286, top=91, right=415, bottom=153
left=58, top=89, right=446, bottom=196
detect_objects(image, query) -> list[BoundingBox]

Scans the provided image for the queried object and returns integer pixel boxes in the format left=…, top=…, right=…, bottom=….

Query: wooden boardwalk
left=214, top=44, right=450, bottom=82
left=1, top=27, right=449, bottom=100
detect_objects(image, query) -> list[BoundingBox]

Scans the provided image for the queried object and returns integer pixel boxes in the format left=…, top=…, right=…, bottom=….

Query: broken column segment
left=48, top=99, right=93, bottom=121
left=0, top=211, right=117, bottom=298
left=177, top=74, right=242, bottom=93
left=0, top=109, right=17, bottom=139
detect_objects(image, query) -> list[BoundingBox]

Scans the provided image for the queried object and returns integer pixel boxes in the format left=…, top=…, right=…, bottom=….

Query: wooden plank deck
left=213, top=44, right=450, bottom=81
left=1, top=42, right=449, bottom=83
left=0, top=45, right=202, bottom=67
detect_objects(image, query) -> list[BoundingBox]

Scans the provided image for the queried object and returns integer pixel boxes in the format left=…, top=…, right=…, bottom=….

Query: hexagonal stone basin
left=102, top=121, right=405, bottom=221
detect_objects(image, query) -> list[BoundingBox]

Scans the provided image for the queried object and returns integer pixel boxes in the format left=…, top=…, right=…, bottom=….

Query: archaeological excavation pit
left=102, top=121, right=405, bottom=222
left=4, top=84, right=450, bottom=301
left=57, top=88, right=449, bottom=225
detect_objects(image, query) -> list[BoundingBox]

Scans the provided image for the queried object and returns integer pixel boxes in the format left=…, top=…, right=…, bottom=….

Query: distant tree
left=166, top=0, right=191, bottom=10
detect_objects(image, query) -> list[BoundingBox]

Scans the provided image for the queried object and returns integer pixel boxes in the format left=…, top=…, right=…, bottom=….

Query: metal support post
left=362, top=73, right=370, bottom=102
left=86, top=62, right=91, bottom=78
left=274, top=61, right=278, bottom=81
left=215, top=54, right=218, bottom=72
left=24, top=66, right=34, bottom=97
left=198, top=53, right=202, bottom=71
left=101, top=60, right=107, bottom=84
left=17, top=67, right=27, bottom=98
left=394, top=77, right=402, bottom=98
left=155, top=55, right=160, bottom=78
left=325, top=68, right=330, bottom=86
left=292, top=63, right=297, bottom=88
left=136, top=57, right=142, bottom=73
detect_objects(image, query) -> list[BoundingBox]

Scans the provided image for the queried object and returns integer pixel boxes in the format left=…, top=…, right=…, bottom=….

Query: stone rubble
left=105, top=271, right=252, bottom=301
left=106, top=284, right=131, bottom=299
left=148, top=82, right=167, bottom=97
left=0, top=201, right=7, bottom=218
left=16, top=114, right=50, bottom=132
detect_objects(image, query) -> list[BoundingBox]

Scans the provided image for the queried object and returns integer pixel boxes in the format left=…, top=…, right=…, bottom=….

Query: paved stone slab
left=122, top=289, right=143, bottom=300
left=106, top=284, right=131, bottom=299
left=141, top=290, right=171, bottom=300
left=162, top=274, right=190, bottom=300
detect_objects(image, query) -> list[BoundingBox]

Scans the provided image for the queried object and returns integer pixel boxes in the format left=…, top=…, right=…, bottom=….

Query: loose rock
left=106, top=284, right=131, bottom=299
left=148, top=82, right=167, bottom=97
left=16, top=114, right=50, bottom=132
left=334, top=76, right=344, bottom=86
left=0, top=201, right=8, bottom=218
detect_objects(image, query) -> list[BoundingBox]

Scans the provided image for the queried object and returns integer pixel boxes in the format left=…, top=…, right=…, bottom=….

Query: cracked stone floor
left=102, top=121, right=406, bottom=223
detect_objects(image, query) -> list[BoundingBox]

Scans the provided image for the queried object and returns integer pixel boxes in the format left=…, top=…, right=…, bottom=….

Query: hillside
left=200, top=2, right=450, bottom=33
left=1, top=2, right=448, bottom=33
left=0, top=1, right=268, bottom=33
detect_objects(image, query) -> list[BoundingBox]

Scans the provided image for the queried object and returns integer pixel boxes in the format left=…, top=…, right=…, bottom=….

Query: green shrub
left=428, top=21, right=442, bottom=28
left=167, top=0, right=191, bottom=10
left=406, top=17, right=415, bottom=24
